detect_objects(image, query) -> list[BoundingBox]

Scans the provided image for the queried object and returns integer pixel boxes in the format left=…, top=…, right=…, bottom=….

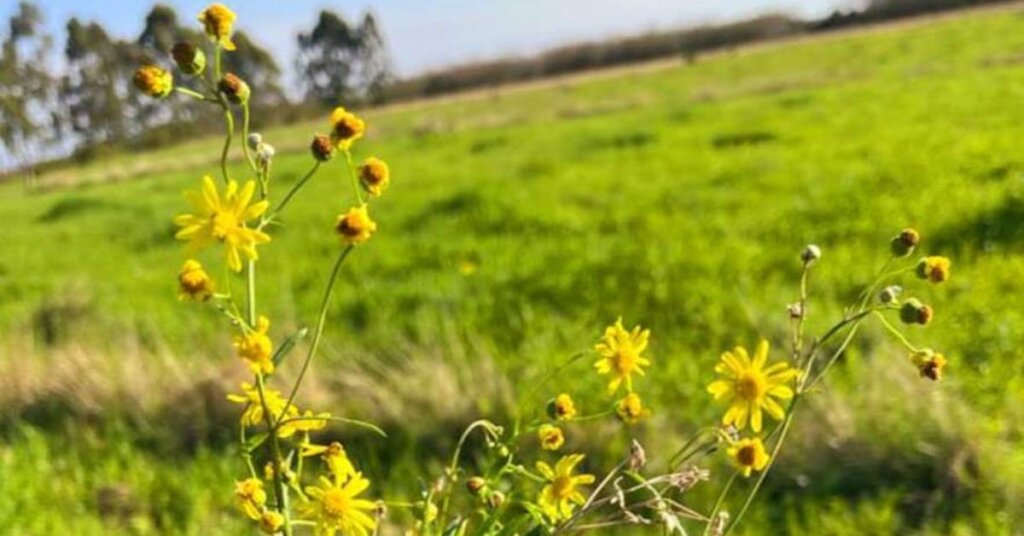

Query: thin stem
left=220, top=107, right=234, bottom=184
left=246, top=260, right=256, bottom=327
left=344, top=149, right=365, bottom=205
left=282, top=246, right=354, bottom=416
left=438, top=420, right=499, bottom=526
left=174, top=86, right=215, bottom=101
left=874, top=311, right=921, bottom=352
left=272, top=162, right=321, bottom=217
left=242, top=103, right=260, bottom=176
left=256, top=373, right=294, bottom=536
left=702, top=472, right=737, bottom=536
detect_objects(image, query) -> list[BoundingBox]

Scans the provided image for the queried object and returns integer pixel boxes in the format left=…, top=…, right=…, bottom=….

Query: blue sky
left=7, top=0, right=853, bottom=78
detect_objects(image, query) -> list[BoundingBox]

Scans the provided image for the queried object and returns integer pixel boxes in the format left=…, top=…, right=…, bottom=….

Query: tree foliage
left=297, top=10, right=393, bottom=105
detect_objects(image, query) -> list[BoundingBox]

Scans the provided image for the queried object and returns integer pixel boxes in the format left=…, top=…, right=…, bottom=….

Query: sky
left=6, top=0, right=855, bottom=80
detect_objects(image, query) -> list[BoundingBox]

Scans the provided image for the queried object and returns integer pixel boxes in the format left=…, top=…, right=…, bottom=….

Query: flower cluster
left=138, top=5, right=393, bottom=534
left=143, top=5, right=959, bottom=535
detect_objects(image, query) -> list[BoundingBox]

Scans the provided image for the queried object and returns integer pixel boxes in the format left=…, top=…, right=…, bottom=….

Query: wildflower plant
left=141, top=5, right=956, bottom=534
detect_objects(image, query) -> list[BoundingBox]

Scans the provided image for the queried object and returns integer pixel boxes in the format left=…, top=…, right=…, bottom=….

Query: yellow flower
left=302, top=441, right=357, bottom=482
left=536, top=454, right=595, bottom=522
left=335, top=205, right=377, bottom=245
left=547, top=393, right=577, bottom=421
left=359, top=157, right=390, bottom=197
left=178, top=259, right=215, bottom=301
left=198, top=3, right=237, bottom=50
left=227, top=382, right=298, bottom=430
left=728, top=437, right=770, bottom=478
left=594, top=318, right=651, bottom=395
left=279, top=410, right=330, bottom=437
left=538, top=424, right=565, bottom=451
left=707, top=340, right=797, bottom=433
left=917, top=256, right=951, bottom=284
left=259, top=511, right=285, bottom=534
left=174, top=176, right=270, bottom=272
left=235, top=478, right=267, bottom=520
left=330, top=107, right=366, bottom=149
left=910, top=349, right=947, bottom=381
left=616, top=392, right=650, bottom=424
left=133, top=65, right=173, bottom=98
left=303, top=474, right=377, bottom=536
left=234, top=316, right=274, bottom=374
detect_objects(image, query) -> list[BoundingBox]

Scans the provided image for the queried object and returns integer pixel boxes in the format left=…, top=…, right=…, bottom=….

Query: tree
left=0, top=2, right=56, bottom=172
left=223, top=31, right=286, bottom=109
left=297, top=9, right=393, bottom=105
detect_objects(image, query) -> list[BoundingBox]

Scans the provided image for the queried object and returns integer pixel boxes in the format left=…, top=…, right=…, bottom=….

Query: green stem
left=281, top=246, right=353, bottom=417
left=272, top=162, right=321, bottom=217
left=255, top=373, right=294, bottom=536
left=174, top=86, right=214, bottom=101
left=702, top=472, right=738, bottom=536
left=220, top=107, right=234, bottom=184
left=242, top=103, right=260, bottom=177
left=874, top=311, right=921, bottom=352
left=343, top=149, right=365, bottom=205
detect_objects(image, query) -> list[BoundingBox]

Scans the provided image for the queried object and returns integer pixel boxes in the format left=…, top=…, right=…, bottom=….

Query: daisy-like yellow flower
left=547, top=393, right=577, bottom=421
left=359, top=157, right=390, bottom=197
left=227, top=382, right=298, bottom=430
left=303, top=474, right=377, bottom=536
left=178, top=259, right=215, bottom=301
left=707, top=340, right=797, bottom=433
left=728, top=437, right=770, bottom=478
left=174, top=176, right=270, bottom=272
left=330, top=106, right=366, bottom=150
left=916, top=256, right=951, bottom=284
left=335, top=205, right=377, bottom=245
left=536, top=454, right=595, bottom=522
left=616, top=392, right=650, bottom=424
left=538, top=424, right=565, bottom=451
left=235, top=478, right=267, bottom=520
left=133, top=65, right=173, bottom=98
left=594, top=318, right=651, bottom=395
left=198, top=3, right=237, bottom=50
left=234, top=316, right=274, bottom=374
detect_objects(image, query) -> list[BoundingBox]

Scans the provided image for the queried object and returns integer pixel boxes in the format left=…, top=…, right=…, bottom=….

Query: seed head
left=800, top=244, right=821, bottom=264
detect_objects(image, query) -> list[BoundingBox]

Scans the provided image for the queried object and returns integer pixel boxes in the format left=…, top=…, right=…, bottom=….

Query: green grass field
left=4, top=7, right=1024, bottom=534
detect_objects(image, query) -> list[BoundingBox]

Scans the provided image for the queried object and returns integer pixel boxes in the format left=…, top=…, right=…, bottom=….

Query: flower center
left=737, top=445, right=757, bottom=467
left=211, top=210, right=239, bottom=240
left=735, top=372, right=765, bottom=401
left=551, top=476, right=574, bottom=499
left=322, top=489, right=351, bottom=519
left=612, top=350, right=637, bottom=375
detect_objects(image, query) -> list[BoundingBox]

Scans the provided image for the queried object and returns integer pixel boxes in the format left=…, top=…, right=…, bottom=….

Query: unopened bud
left=257, top=143, right=276, bottom=165
left=310, top=134, right=335, bottom=162
left=878, top=285, right=902, bottom=304
left=900, top=298, right=933, bottom=325
left=133, top=65, right=173, bottom=99
left=487, top=490, right=506, bottom=510
left=466, top=476, right=486, bottom=496
left=800, top=244, right=821, bottom=264
left=171, top=42, right=206, bottom=75
left=247, top=133, right=263, bottom=150
left=890, top=228, right=920, bottom=257
left=218, top=72, right=250, bottom=104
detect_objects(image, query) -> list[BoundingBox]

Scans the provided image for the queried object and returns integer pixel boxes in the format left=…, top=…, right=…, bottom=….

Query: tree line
left=0, top=2, right=392, bottom=170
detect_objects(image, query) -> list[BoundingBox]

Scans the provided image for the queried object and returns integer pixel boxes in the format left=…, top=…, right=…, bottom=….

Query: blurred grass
left=3, top=6, right=1024, bottom=534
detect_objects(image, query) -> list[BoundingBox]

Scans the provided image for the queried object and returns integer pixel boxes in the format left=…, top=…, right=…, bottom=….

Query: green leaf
left=244, top=432, right=268, bottom=452
left=272, top=327, right=309, bottom=366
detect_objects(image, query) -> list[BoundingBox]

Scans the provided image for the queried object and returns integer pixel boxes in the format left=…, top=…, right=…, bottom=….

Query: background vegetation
left=3, top=3, right=1024, bottom=536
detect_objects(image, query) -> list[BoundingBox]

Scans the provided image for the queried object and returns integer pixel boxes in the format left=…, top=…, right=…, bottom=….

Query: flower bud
left=466, top=476, right=486, bottom=496
left=257, top=143, right=276, bottom=165
left=259, top=511, right=284, bottom=534
left=247, top=133, right=263, bottom=150
left=890, top=228, right=920, bottom=257
left=171, top=42, right=206, bottom=75
left=218, top=72, right=250, bottom=104
left=487, top=490, right=506, bottom=510
left=359, top=157, right=390, bottom=197
left=900, top=298, right=933, bottom=325
left=910, top=349, right=947, bottom=381
left=537, top=424, right=564, bottom=451
left=800, top=244, right=821, bottom=264
left=133, top=65, right=173, bottom=98
left=545, top=393, right=577, bottom=421
left=310, top=134, right=335, bottom=162
left=878, top=285, right=902, bottom=304
left=916, top=256, right=951, bottom=284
